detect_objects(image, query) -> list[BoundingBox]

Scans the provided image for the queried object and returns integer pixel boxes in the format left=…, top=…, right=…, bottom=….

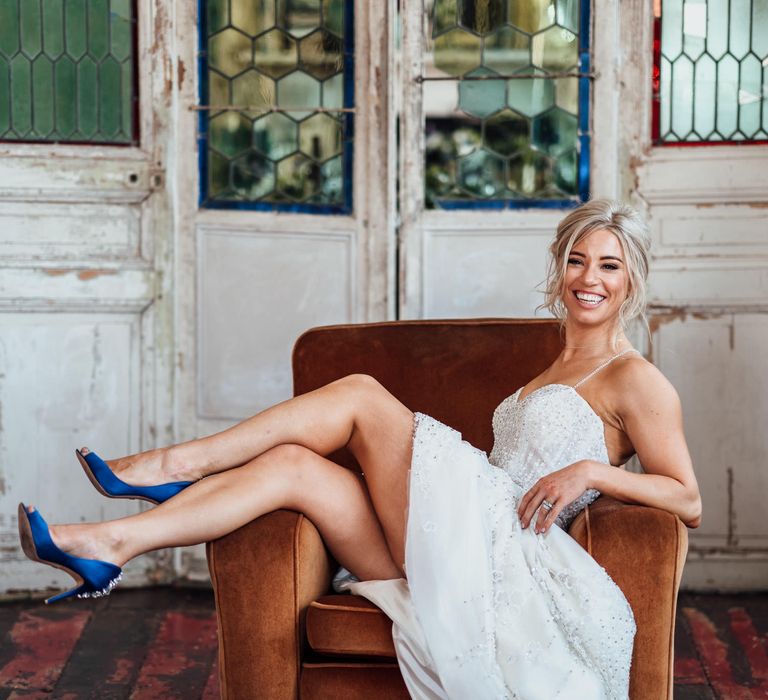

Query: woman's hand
left=517, top=460, right=594, bottom=534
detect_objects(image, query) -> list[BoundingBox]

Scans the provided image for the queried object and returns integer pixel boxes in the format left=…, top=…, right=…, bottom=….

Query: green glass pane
left=753, top=0, right=768, bottom=56
left=457, top=149, right=504, bottom=197
left=209, top=149, right=231, bottom=196
left=508, top=0, right=555, bottom=34
left=321, top=72, right=343, bottom=108
left=716, top=54, right=739, bottom=137
left=459, top=0, right=504, bottom=35
left=232, top=70, right=275, bottom=110
left=458, top=67, right=505, bottom=118
left=432, top=0, right=458, bottom=36
left=319, top=154, right=342, bottom=202
left=120, top=58, right=133, bottom=137
left=232, top=151, right=276, bottom=198
left=554, top=149, right=577, bottom=193
left=210, top=29, right=253, bottom=78
left=253, top=112, right=298, bottom=159
left=77, top=57, right=98, bottom=137
left=87, top=0, right=110, bottom=60
left=322, top=0, right=343, bottom=37
left=210, top=111, right=252, bottom=157
left=531, top=25, right=578, bottom=72
left=277, top=152, right=321, bottom=199
left=299, top=112, right=341, bottom=160
left=704, top=0, right=727, bottom=59
left=10, top=56, right=31, bottom=134
left=209, top=69, right=230, bottom=106
left=507, top=149, right=552, bottom=196
left=483, top=26, right=530, bottom=75
left=532, top=108, right=577, bottom=156
left=64, top=0, right=87, bottom=59
left=41, top=0, right=64, bottom=58
left=276, top=71, right=320, bottom=119
left=32, top=55, right=54, bottom=136
left=0, top=62, right=10, bottom=134
left=554, top=76, right=577, bottom=114
left=55, top=56, right=77, bottom=137
left=0, top=0, right=20, bottom=56
left=299, top=29, right=342, bottom=80
left=254, top=29, right=297, bottom=79
left=208, top=0, right=230, bottom=34
left=277, top=0, right=321, bottom=38
left=692, top=54, right=716, bottom=138
left=111, top=0, right=133, bottom=61
left=739, top=53, right=762, bottom=137
left=433, top=28, right=482, bottom=76
left=484, top=109, right=529, bottom=156
left=99, top=56, right=122, bottom=137
left=556, top=0, right=579, bottom=33
left=19, top=1, right=42, bottom=59
left=507, top=74, right=554, bottom=116
left=671, top=54, right=694, bottom=137
left=730, top=0, right=751, bottom=59
left=233, top=0, right=276, bottom=36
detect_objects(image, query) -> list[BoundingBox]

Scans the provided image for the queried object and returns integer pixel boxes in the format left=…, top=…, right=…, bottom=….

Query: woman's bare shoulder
left=608, top=352, right=681, bottom=415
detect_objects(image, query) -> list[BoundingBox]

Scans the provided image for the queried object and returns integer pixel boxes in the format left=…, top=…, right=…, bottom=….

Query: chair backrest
left=292, top=319, right=562, bottom=470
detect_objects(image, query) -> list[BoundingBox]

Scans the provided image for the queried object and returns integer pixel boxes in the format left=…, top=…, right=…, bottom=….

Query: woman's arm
left=519, top=360, right=702, bottom=533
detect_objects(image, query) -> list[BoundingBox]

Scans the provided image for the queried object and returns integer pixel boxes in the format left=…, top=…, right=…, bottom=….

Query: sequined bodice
left=489, top=383, right=608, bottom=528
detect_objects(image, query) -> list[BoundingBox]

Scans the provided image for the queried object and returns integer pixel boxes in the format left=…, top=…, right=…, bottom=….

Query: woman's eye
left=567, top=258, right=582, bottom=265
left=602, top=264, right=619, bottom=271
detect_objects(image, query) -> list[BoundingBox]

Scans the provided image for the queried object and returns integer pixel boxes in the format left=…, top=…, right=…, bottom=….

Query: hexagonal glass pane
left=554, top=76, right=578, bottom=114
left=532, top=108, right=578, bottom=156
left=277, top=71, right=321, bottom=119
left=507, top=149, right=553, bottom=196
left=318, top=154, right=343, bottom=202
left=531, top=25, right=578, bottom=72
left=299, top=30, right=343, bottom=80
left=457, top=149, right=505, bottom=197
left=277, top=0, right=321, bottom=38
left=431, top=0, right=458, bottom=36
left=508, top=0, right=556, bottom=34
left=507, top=74, right=555, bottom=117
left=433, top=28, right=482, bottom=76
left=554, top=149, right=577, bottom=193
left=209, top=150, right=231, bottom=196
left=210, top=111, right=252, bottom=157
left=253, top=112, right=299, bottom=160
left=254, top=30, right=298, bottom=79
left=322, top=0, right=344, bottom=37
left=484, top=109, right=529, bottom=156
left=458, top=0, right=504, bottom=35
left=232, top=151, right=276, bottom=199
left=277, top=152, right=322, bottom=199
left=299, top=112, right=342, bottom=160
left=209, top=29, right=253, bottom=78
left=458, top=68, right=506, bottom=118
left=322, top=72, right=344, bottom=108
left=209, top=70, right=230, bottom=107
left=232, top=70, right=276, bottom=110
left=232, top=0, right=276, bottom=36
left=483, top=26, right=530, bottom=75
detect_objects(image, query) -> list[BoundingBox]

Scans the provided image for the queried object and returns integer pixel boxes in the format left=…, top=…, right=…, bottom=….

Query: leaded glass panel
left=0, top=0, right=137, bottom=144
left=424, top=0, right=589, bottom=209
left=653, top=0, right=768, bottom=143
left=200, top=0, right=353, bottom=213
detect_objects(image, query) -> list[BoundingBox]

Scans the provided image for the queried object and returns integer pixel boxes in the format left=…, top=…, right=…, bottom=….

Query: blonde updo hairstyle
left=542, top=199, right=651, bottom=337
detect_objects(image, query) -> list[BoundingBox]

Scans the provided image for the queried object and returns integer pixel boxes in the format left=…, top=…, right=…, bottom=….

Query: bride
left=18, top=199, right=701, bottom=699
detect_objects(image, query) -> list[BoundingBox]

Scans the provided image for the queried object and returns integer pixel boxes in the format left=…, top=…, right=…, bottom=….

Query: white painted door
left=0, top=1, right=175, bottom=595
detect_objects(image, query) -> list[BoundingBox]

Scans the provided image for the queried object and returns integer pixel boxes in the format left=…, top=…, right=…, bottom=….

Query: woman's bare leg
left=47, top=443, right=404, bottom=581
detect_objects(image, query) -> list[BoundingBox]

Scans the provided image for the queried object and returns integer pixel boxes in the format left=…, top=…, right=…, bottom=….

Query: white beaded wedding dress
left=342, top=351, right=637, bottom=699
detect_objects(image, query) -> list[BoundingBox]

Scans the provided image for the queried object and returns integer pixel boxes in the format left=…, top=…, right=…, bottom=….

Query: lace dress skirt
left=347, top=413, right=636, bottom=700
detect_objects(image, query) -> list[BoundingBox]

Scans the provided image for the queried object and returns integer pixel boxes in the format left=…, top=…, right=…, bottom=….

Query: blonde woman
left=19, top=199, right=701, bottom=699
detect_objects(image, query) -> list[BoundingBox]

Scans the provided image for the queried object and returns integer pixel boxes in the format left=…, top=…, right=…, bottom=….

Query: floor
left=0, top=588, right=766, bottom=699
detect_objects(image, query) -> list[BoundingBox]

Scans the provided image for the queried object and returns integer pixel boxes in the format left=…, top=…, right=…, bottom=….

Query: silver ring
left=541, top=499, right=554, bottom=511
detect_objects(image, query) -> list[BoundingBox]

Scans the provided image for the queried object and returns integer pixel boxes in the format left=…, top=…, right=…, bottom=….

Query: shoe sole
left=17, top=504, right=85, bottom=594
left=75, top=450, right=162, bottom=505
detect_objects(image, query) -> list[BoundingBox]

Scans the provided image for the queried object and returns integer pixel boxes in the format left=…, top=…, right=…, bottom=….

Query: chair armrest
left=206, top=510, right=333, bottom=700
left=568, top=497, right=688, bottom=700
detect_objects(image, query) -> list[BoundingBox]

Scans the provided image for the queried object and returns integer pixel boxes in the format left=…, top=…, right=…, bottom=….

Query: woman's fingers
left=534, top=499, right=561, bottom=533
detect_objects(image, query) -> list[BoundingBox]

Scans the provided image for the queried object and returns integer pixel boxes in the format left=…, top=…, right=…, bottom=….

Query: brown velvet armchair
left=206, top=319, right=688, bottom=700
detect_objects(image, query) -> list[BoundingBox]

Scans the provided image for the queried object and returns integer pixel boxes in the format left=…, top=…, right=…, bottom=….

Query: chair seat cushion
left=306, top=595, right=396, bottom=658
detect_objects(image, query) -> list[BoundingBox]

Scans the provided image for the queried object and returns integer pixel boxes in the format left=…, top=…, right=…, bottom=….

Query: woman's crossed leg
left=40, top=374, right=415, bottom=581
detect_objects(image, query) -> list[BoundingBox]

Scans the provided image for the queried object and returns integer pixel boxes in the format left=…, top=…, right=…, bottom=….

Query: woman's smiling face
left=562, top=229, right=629, bottom=327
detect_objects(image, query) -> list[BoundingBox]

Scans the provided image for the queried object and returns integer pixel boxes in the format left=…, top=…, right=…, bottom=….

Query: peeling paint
left=77, top=269, right=117, bottom=281
left=648, top=308, right=687, bottom=335
left=177, top=59, right=186, bottom=90
left=727, top=466, right=738, bottom=547
left=43, top=268, right=70, bottom=277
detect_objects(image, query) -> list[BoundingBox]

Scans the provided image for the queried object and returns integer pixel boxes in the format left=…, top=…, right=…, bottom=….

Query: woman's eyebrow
left=569, top=251, right=624, bottom=263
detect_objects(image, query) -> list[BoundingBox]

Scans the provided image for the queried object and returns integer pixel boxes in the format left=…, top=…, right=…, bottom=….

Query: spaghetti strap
left=573, top=348, right=638, bottom=389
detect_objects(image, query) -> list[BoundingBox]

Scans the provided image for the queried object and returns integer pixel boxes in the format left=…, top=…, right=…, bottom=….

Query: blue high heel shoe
left=17, top=503, right=122, bottom=604
left=76, top=449, right=192, bottom=505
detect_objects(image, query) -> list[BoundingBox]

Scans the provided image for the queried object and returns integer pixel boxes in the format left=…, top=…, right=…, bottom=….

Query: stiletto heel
left=17, top=503, right=122, bottom=605
left=75, top=449, right=192, bottom=505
